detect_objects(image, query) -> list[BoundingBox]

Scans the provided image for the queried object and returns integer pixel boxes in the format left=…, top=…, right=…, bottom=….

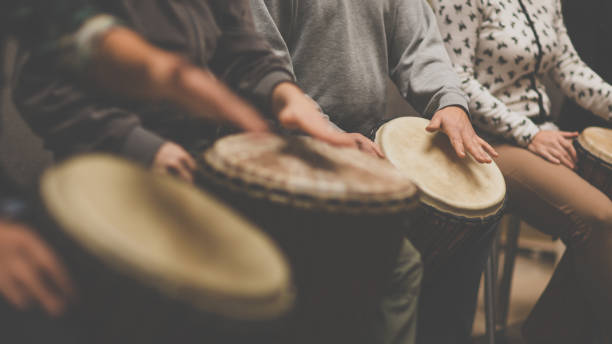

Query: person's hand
left=426, top=106, right=498, bottom=163
left=271, top=82, right=358, bottom=146
left=152, top=142, right=197, bottom=182
left=271, top=83, right=385, bottom=157
left=0, top=221, right=76, bottom=317
left=343, top=133, right=385, bottom=158
left=528, top=130, right=579, bottom=169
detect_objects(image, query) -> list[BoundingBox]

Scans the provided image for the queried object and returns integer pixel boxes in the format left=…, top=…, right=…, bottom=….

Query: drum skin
left=35, top=155, right=294, bottom=344
left=575, top=127, right=612, bottom=200
left=376, top=117, right=506, bottom=276
left=199, top=133, right=420, bottom=344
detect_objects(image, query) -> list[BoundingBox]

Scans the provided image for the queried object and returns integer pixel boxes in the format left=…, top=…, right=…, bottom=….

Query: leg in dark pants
left=417, top=228, right=497, bottom=344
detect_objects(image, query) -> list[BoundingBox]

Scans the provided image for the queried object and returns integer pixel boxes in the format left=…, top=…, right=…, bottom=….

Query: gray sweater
left=251, top=0, right=469, bottom=137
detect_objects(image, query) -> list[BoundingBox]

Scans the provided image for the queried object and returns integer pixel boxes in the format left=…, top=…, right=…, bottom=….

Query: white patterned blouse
left=432, top=0, right=612, bottom=146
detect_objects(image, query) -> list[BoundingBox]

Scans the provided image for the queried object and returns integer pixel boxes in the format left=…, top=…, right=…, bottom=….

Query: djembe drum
left=35, top=155, right=293, bottom=344
left=376, top=117, right=506, bottom=275
left=575, top=126, right=612, bottom=199
left=197, top=133, right=420, bottom=344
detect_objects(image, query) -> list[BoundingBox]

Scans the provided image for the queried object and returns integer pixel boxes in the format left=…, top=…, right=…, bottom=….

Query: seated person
left=13, top=2, right=422, bottom=344
left=250, top=1, right=498, bottom=343
left=432, top=0, right=612, bottom=342
left=12, top=1, right=370, bottom=182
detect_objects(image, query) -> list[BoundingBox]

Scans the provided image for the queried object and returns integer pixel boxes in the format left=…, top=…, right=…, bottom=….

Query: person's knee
left=591, top=206, right=612, bottom=231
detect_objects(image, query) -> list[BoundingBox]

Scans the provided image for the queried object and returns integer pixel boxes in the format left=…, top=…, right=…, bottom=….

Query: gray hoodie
left=250, top=0, right=470, bottom=137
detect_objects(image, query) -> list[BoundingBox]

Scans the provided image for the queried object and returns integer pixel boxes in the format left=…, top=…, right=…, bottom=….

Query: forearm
left=390, top=0, right=469, bottom=116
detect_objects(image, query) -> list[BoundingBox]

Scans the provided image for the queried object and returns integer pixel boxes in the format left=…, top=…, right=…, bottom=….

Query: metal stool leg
left=497, top=216, right=521, bottom=330
left=484, top=224, right=500, bottom=344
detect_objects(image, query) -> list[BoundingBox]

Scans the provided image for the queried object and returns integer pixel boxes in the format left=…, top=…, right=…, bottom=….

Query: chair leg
left=484, top=223, right=500, bottom=344
left=497, top=216, right=521, bottom=330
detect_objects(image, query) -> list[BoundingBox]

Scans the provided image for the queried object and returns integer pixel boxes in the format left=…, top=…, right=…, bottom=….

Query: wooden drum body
left=575, top=127, right=612, bottom=200
left=35, top=155, right=293, bottom=344
left=198, top=133, right=420, bottom=344
left=376, top=117, right=506, bottom=275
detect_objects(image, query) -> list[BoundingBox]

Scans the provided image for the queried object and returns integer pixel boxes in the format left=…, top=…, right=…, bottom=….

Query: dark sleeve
left=13, top=64, right=165, bottom=165
left=208, top=0, right=294, bottom=114
left=3, top=1, right=101, bottom=55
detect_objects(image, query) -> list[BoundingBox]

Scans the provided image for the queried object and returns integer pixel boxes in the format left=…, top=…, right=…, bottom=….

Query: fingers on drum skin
left=465, top=135, right=491, bottom=163
left=426, top=117, right=442, bottom=132
left=450, top=136, right=467, bottom=158
left=478, top=137, right=499, bottom=157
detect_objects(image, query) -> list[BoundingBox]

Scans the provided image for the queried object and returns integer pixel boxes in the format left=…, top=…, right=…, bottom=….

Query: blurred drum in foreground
left=575, top=126, right=612, bottom=199
left=36, top=155, right=293, bottom=344
left=376, top=117, right=506, bottom=277
left=198, top=133, right=420, bottom=344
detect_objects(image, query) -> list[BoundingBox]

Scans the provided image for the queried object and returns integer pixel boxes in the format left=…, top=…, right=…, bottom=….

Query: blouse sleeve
left=431, top=0, right=541, bottom=147
left=548, top=0, right=612, bottom=123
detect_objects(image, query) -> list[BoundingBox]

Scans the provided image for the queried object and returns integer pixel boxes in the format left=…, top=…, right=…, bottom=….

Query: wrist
left=271, top=82, right=302, bottom=114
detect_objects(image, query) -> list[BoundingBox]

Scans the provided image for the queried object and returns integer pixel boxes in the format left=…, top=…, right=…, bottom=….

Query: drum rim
left=577, top=127, right=612, bottom=165
left=40, top=154, right=295, bottom=320
left=376, top=116, right=507, bottom=218
left=201, top=133, right=421, bottom=215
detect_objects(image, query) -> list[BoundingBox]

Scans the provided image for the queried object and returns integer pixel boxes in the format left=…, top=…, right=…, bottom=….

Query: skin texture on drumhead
left=578, top=127, right=612, bottom=164
left=40, top=155, right=293, bottom=320
left=376, top=117, right=506, bottom=218
left=203, top=133, right=420, bottom=213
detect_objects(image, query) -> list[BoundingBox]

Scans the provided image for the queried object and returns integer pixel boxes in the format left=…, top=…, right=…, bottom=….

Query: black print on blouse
left=517, top=0, right=547, bottom=123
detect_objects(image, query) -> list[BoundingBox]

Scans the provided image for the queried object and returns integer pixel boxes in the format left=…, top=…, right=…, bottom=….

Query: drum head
left=40, top=155, right=293, bottom=320
left=376, top=117, right=506, bottom=218
left=578, top=127, right=612, bottom=164
left=202, top=133, right=419, bottom=214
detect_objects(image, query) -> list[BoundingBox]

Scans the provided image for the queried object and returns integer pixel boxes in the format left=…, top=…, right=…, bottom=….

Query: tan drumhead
left=376, top=117, right=506, bottom=218
left=203, top=133, right=420, bottom=214
left=578, top=127, right=612, bottom=164
left=40, top=155, right=293, bottom=320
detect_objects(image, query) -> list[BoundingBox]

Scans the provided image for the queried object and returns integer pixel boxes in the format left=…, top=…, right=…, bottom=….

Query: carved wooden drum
left=376, top=117, right=506, bottom=274
left=198, top=133, right=420, bottom=344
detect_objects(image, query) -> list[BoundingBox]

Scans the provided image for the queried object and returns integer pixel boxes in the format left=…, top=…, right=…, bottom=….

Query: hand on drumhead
left=427, top=107, right=498, bottom=163
left=344, top=133, right=385, bottom=158
left=152, top=142, right=197, bottom=183
left=528, top=130, right=579, bottom=169
left=271, top=82, right=362, bottom=148
left=0, top=221, right=76, bottom=317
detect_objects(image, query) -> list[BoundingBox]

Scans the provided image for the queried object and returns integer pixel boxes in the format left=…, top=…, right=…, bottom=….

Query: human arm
left=216, top=0, right=382, bottom=156
left=548, top=0, right=612, bottom=123
left=431, top=0, right=542, bottom=148
left=391, top=0, right=496, bottom=162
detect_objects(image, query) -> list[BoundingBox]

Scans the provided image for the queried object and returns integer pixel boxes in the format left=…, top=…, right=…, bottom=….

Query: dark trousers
left=417, top=226, right=497, bottom=344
